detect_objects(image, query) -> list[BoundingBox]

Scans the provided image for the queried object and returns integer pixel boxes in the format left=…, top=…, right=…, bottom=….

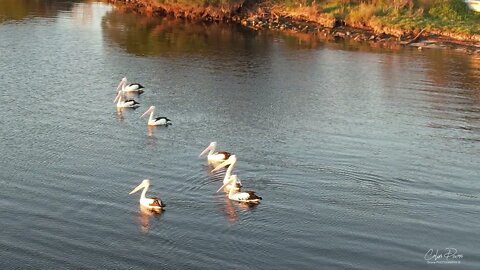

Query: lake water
left=0, top=1, right=479, bottom=269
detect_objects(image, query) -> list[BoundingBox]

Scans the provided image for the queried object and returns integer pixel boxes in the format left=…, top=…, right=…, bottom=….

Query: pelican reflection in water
left=116, top=108, right=125, bottom=122
left=146, top=126, right=158, bottom=146
left=219, top=195, right=259, bottom=224
left=137, top=205, right=163, bottom=233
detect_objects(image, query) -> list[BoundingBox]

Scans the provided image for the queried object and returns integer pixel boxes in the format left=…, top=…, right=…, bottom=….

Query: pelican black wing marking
left=155, top=117, right=171, bottom=121
left=246, top=191, right=262, bottom=200
left=129, top=83, right=144, bottom=89
left=124, top=99, right=139, bottom=105
left=217, top=151, right=231, bottom=160
left=149, top=197, right=165, bottom=207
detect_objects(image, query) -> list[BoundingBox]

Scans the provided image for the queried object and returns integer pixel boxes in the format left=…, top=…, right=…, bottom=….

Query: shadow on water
left=0, top=0, right=85, bottom=23
left=101, top=7, right=480, bottom=107
left=100, top=7, right=408, bottom=56
left=102, top=11, right=272, bottom=57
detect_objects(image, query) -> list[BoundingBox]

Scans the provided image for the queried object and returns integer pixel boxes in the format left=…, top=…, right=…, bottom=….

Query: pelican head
left=231, top=175, right=242, bottom=187
left=216, top=174, right=241, bottom=193
left=212, top=155, right=237, bottom=172
left=229, top=175, right=242, bottom=190
left=129, top=179, right=150, bottom=194
left=199, top=142, right=217, bottom=157
left=141, top=106, right=155, bottom=118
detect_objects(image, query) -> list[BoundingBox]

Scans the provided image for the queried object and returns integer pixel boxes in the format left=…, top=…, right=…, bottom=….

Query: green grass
left=149, top=0, right=480, bottom=36
left=371, top=0, right=480, bottom=34
left=285, top=0, right=480, bottom=35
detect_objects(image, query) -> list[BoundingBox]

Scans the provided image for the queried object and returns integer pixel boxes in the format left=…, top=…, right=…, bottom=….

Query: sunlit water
left=0, top=1, right=479, bottom=269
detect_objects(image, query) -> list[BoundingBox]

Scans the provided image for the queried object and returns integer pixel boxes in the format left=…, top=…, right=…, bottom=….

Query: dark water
left=1, top=1, right=479, bottom=269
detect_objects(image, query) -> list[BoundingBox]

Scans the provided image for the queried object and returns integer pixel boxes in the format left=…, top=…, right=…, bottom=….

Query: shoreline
left=107, top=0, right=480, bottom=54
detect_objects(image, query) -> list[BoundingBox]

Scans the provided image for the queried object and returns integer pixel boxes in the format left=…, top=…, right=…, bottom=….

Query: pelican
left=217, top=175, right=262, bottom=203
left=114, top=92, right=140, bottom=108
left=199, top=142, right=232, bottom=164
left=141, top=106, right=172, bottom=126
left=116, top=77, right=144, bottom=94
left=129, top=179, right=166, bottom=211
left=212, top=155, right=242, bottom=192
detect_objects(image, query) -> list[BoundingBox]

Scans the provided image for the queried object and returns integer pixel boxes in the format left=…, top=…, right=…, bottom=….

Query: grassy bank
left=159, top=0, right=480, bottom=35
left=268, top=0, right=480, bottom=37
left=112, top=0, right=480, bottom=41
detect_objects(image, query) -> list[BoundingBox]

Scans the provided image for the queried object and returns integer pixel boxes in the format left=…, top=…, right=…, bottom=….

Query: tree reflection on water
left=0, top=0, right=84, bottom=22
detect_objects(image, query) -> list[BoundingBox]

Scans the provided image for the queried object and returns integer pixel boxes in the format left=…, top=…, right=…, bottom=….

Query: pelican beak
left=199, top=145, right=212, bottom=157
left=129, top=182, right=144, bottom=194
left=216, top=181, right=230, bottom=193
left=116, top=77, right=126, bottom=92
left=114, top=93, right=120, bottom=103
left=140, top=108, right=151, bottom=118
left=211, top=158, right=230, bottom=172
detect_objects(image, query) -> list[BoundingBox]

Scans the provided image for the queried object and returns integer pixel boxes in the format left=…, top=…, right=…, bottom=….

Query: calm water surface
left=1, top=1, right=479, bottom=269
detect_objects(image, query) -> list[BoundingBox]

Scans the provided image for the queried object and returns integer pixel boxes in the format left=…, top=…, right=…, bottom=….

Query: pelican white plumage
left=114, top=92, right=140, bottom=108
left=140, top=106, right=171, bottom=126
left=129, top=179, right=165, bottom=211
left=216, top=175, right=262, bottom=203
left=116, top=77, right=144, bottom=94
left=212, top=155, right=242, bottom=192
left=199, top=142, right=232, bottom=164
